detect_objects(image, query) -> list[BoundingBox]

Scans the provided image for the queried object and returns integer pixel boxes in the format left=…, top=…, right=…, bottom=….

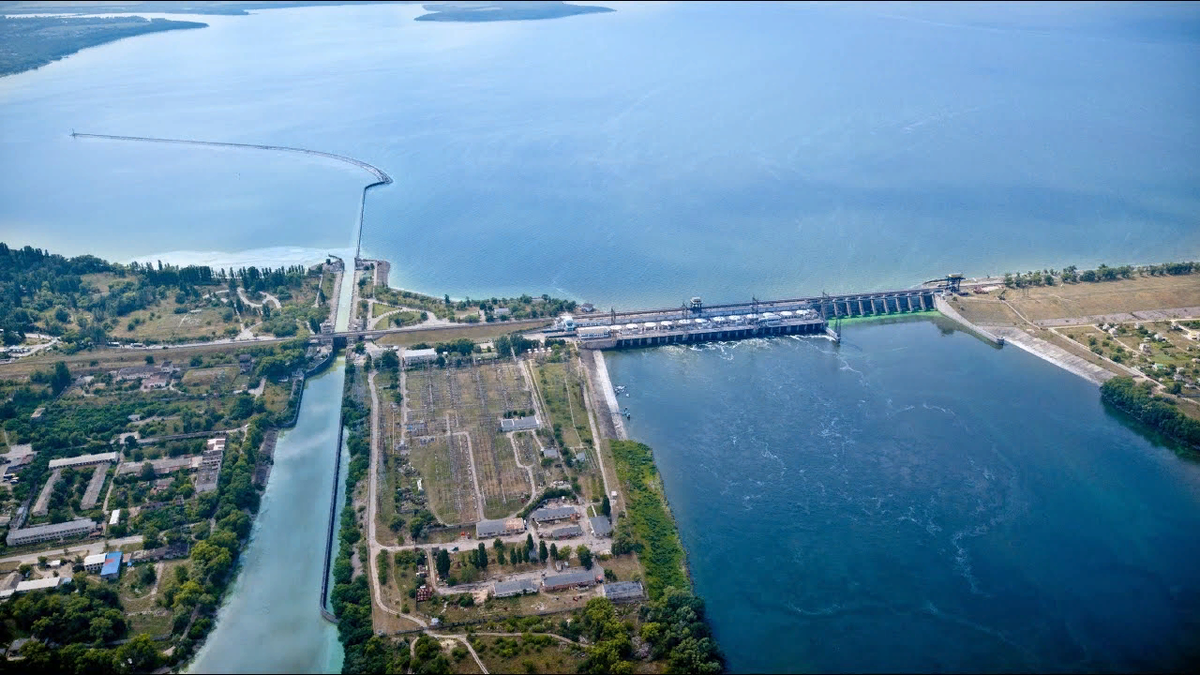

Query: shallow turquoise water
left=607, top=319, right=1200, bottom=673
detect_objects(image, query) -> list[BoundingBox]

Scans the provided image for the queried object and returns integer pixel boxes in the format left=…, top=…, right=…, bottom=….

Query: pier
left=70, top=131, right=392, bottom=261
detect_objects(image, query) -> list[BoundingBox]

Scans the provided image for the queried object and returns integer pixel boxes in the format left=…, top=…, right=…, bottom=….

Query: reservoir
left=1, top=3, right=1199, bottom=673
left=607, top=318, right=1200, bottom=673
left=187, top=360, right=347, bottom=673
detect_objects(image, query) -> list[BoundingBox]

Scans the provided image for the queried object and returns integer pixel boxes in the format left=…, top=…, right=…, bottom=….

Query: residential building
left=493, top=578, right=539, bottom=598
left=30, top=407, right=45, bottom=423
left=601, top=581, right=644, bottom=603
left=83, top=553, right=108, bottom=573
left=6, top=518, right=96, bottom=546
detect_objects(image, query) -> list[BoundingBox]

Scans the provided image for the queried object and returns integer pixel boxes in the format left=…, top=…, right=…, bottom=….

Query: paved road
left=0, top=535, right=144, bottom=567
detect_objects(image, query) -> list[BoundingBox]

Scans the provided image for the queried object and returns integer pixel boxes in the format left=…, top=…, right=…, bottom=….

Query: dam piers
left=547, top=278, right=993, bottom=350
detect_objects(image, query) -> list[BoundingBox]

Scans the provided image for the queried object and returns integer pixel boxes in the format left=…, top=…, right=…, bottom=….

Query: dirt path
left=507, top=433, right=538, bottom=512
left=577, top=356, right=613, bottom=503
left=236, top=287, right=281, bottom=310
left=472, top=631, right=580, bottom=646
left=366, top=370, right=429, bottom=631
left=452, top=425, right=486, bottom=521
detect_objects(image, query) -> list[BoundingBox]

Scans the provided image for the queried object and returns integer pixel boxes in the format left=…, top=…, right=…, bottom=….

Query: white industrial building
left=48, top=452, right=119, bottom=470
left=6, top=518, right=96, bottom=547
left=402, top=348, right=439, bottom=367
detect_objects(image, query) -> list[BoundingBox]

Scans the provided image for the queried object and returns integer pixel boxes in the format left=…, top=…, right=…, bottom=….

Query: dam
left=555, top=285, right=956, bottom=350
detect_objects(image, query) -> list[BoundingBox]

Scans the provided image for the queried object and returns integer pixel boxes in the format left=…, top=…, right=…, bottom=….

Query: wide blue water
left=2, top=2, right=1200, bottom=672
left=1, top=2, right=1198, bottom=301
left=607, top=320, right=1200, bottom=673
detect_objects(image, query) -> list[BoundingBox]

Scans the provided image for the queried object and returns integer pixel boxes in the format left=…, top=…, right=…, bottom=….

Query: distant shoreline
left=0, top=15, right=206, bottom=78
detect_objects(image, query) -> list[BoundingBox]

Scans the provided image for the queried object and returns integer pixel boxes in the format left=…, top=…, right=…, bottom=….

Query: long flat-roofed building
left=500, top=416, right=540, bottom=432
left=601, top=581, right=644, bottom=603
left=14, top=576, right=69, bottom=594
left=403, top=348, right=439, bottom=367
left=48, top=452, right=119, bottom=470
left=6, top=518, right=96, bottom=546
left=530, top=505, right=578, bottom=524
left=493, top=578, right=539, bottom=598
left=476, top=517, right=526, bottom=539
left=543, top=567, right=604, bottom=592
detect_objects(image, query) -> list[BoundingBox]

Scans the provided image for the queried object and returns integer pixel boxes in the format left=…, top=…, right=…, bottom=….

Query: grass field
left=956, top=275, right=1200, bottom=326
left=534, top=361, right=593, bottom=451
left=180, top=365, right=238, bottom=386
left=471, top=634, right=587, bottom=675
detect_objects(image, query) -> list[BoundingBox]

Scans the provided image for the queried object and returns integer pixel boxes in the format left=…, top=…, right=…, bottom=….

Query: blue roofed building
left=100, top=551, right=123, bottom=580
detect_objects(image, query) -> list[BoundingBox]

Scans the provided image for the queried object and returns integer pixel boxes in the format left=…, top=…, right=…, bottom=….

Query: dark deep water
left=608, top=319, right=1200, bottom=673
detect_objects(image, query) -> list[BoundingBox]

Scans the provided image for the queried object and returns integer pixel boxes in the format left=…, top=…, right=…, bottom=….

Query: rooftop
left=493, top=577, right=539, bottom=596
left=500, top=416, right=539, bottom=432
left=15, top=577, right=66, bottom=593
left=531, top=505, right=577, bottom=522
left=544, top=568, right=603, bottom=589
left=475, top=519, right=510, bottom=538
left=100, top=552, right=122, bottom=577
left=602, top=581, right=644, bottom=600
left=589, top=516, right=613, bottom=537
left=6, top=518, right=95, bottom=544
left=48, top=452, right=119, bottom=469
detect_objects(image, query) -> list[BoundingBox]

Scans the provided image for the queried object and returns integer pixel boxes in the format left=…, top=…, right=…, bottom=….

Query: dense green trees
left=1004, top=261, right=1197, bottom=289
left=639, top=588, right=726, bottom=674
left=1101, top=377, right=1200, bottom=450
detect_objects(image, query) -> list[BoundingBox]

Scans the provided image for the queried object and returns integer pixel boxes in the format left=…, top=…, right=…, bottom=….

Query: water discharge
left=607, top=319, right=1200, bottom=673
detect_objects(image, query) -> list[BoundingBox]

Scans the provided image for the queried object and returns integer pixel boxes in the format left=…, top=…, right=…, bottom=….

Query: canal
left=188, top=359, right=348, bottom=673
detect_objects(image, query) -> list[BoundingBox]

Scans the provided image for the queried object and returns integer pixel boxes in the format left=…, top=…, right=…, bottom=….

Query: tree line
left=1100, top=377, right=1200, bottom=452
left=1003, top=261, right=1198, bottom=289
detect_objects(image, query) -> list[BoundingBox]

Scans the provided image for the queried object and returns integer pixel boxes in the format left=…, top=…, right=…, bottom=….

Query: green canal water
left=187, top=359, right=348, bottom=673
left=606, top=318, right=1200, bottom=673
